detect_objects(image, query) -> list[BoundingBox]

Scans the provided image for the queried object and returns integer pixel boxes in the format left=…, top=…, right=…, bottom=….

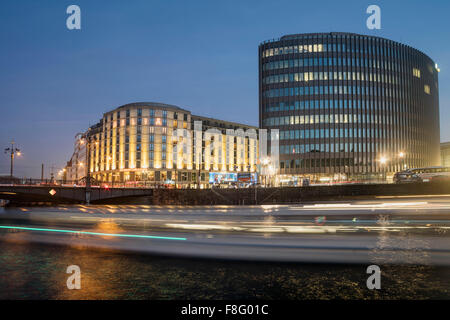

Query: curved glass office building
left=259, top=32, right=440, bottom=183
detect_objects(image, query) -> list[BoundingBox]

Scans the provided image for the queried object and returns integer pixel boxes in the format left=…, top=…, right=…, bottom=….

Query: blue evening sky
left=0, top=0, right=449, bottom=177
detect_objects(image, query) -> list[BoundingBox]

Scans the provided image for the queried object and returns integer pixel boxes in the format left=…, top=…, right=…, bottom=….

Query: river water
left=1, top=203, right=450, bottom=299
left=0, top=240, right=449, bottom=299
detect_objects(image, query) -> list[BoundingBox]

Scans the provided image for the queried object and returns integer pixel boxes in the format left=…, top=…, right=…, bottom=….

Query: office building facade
left=259, top=32, right=440, bottom=183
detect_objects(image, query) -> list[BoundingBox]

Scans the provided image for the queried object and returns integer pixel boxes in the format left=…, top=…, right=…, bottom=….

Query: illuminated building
left=67, top=102, right=258, bottom=188
left=259, top=32, right=440, bottom=184
left=65, top=132, right=87, bottom=181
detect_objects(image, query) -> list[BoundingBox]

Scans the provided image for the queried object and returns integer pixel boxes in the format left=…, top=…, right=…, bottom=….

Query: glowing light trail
left=0, top=225, right=187, bottom=241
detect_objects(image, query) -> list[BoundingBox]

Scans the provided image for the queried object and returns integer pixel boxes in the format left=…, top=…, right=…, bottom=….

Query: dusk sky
left=0, top=0, right=449, bottom=178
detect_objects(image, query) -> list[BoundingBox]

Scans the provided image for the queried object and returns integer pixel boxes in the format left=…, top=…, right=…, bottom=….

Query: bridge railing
left=0, top=178, right=176, bottom=189
left=0, top=178, right=88, bottom=187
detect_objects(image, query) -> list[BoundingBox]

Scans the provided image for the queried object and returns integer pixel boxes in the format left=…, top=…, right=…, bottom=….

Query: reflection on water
left=370, top=214, right=431, bottom=265
left=0, top=241, right=449, bottom=299
left=368, top=214, right=442, bottom=298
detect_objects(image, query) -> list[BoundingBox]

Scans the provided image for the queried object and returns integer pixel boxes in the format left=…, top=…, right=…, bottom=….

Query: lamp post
left=173, top=141, right=178, bottom=189
left=4, top=140, right=21, bottom=183
left=174, top=164, right=178, bottom=189
left=380, top=156, right=388, bottom=182
left=197, top=164, right=202, bottom=190
left=261, top=157, right=270, bottom=187
left=76, top=130, right=96, bottom=205
left=58, top=168, right=67, bottom=184
left=398, top=152, right=406, bottom=171
left=267, top=164, right=275, bottom=187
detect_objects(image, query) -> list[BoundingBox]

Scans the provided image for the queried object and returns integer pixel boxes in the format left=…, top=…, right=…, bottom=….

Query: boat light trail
left=0, top=225, right=187, bottom=241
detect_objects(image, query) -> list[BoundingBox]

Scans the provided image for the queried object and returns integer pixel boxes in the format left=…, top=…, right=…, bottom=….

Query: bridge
left=1, top=181, right=450, bottom=206
left=0, top=185, right=153, bottom=204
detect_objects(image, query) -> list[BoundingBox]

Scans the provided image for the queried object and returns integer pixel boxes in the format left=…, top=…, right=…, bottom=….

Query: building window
left=424, top=85, right=431, bottom=94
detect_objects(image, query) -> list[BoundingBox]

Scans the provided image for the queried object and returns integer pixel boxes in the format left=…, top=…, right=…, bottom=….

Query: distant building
left=441, top=142, right=450, bottom=167
left=65, top=132, right=87, bottom=182
left=66, top=102, right=258, bottom=188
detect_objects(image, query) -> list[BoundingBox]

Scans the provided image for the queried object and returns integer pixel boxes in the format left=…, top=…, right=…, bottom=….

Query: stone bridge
left=2, top=182, right=450, bottom=206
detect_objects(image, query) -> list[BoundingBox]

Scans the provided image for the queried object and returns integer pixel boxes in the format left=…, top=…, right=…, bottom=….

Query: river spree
left=1, top=200, right=450, bottom=299
left=1, top=241, right=449, bottom=299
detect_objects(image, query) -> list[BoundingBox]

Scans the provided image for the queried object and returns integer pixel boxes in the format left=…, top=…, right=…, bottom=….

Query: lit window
left=424, top=85, right=431, bottom=94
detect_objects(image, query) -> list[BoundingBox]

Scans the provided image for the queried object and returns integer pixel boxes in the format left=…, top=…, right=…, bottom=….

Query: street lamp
left=75, top=130, right=96, bottom=204
left=58, top=168, right=67, bottom=184
left=4, top=140, right=21, bottom=183
left=379, top=156, right=388, bottom=182
left=173, top=141, right=178, bottom=189
left=260, top=157, right=271, bottom=187
left=398, top=152, right=406, bottom=171
left=267, top=164, right=275, bottom=187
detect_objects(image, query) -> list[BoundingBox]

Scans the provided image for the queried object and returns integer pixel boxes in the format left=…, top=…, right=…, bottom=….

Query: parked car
left=245, top=182, right=262, bottom=188
left=393, top=171, right=422, bottom=183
